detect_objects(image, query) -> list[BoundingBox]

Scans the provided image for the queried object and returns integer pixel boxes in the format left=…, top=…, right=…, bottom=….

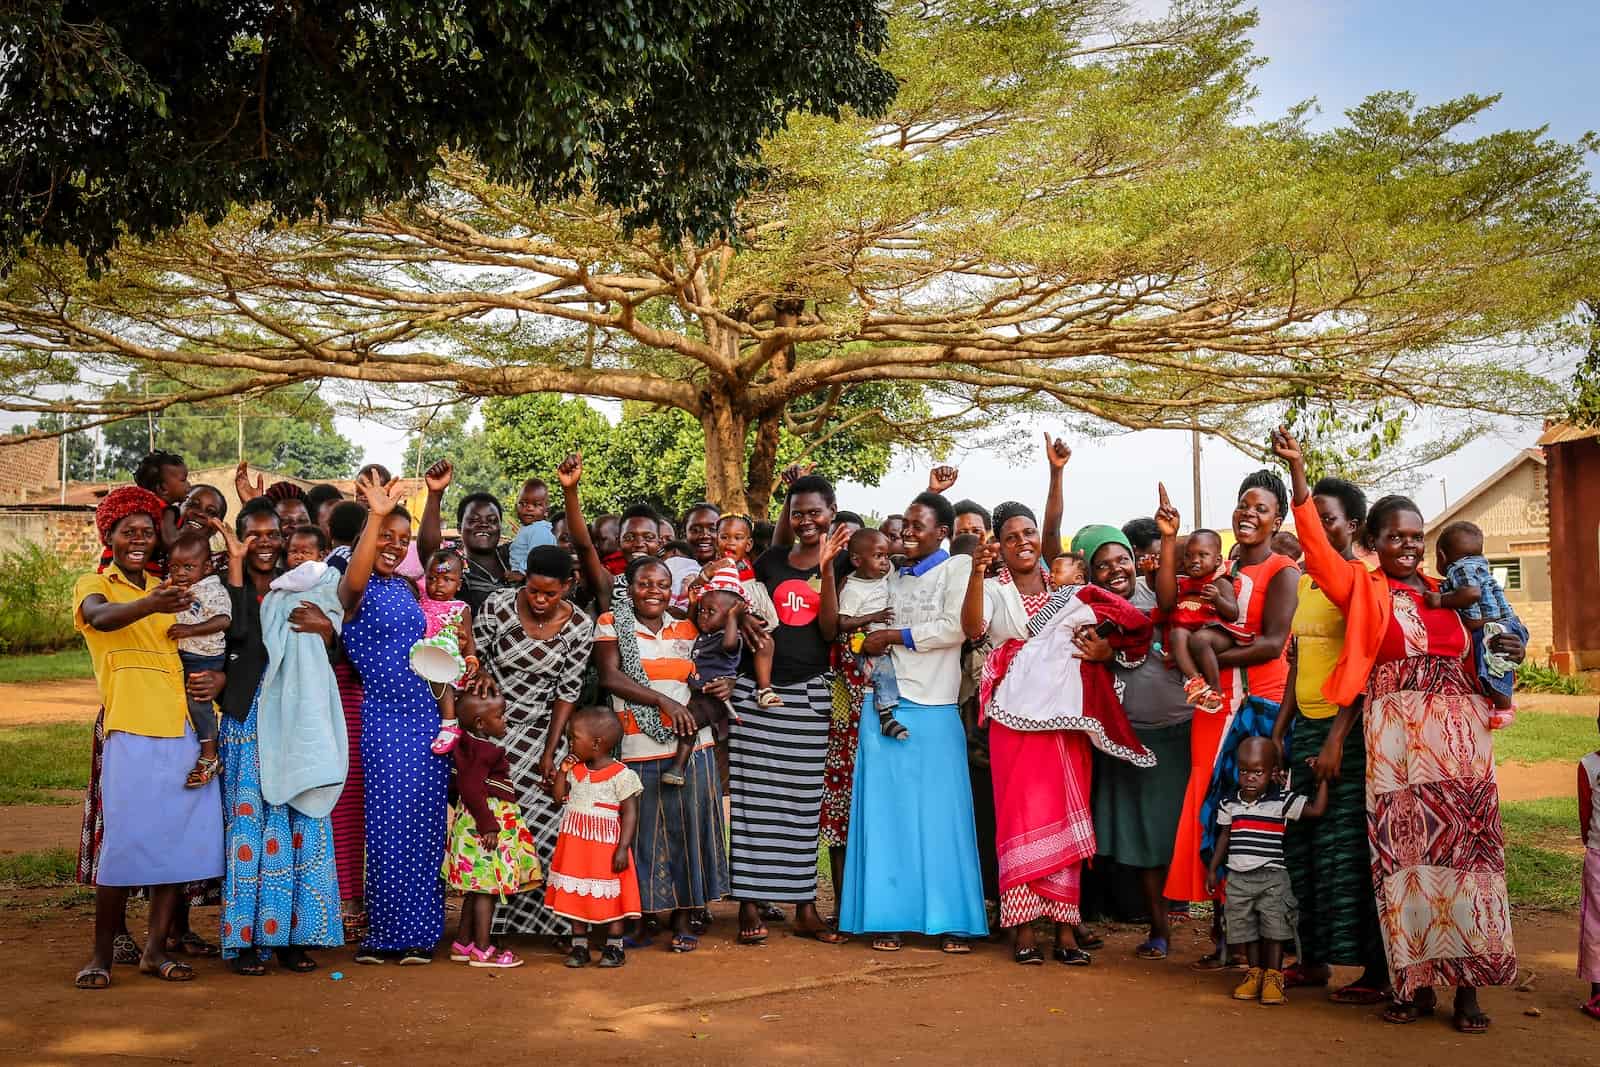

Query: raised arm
left=1273, top=428, right=1357, bottom=610
left=1153, top=483, right=1181, bottom=613
left=816, top=525, right=850, bottom=642
left=556, top=453, right=613, bottom=612
left=962, top=538, right=999, bottom=640
left=1041, top=434, right=1070, bottom=564
left=770, top=462, right=814, bottom=549
left=417, top=459, right=453, bottom=565
left=338, top=472, right=409, bottom=615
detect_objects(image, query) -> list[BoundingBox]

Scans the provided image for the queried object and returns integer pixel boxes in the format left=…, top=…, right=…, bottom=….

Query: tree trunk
left=744, top=299, right=801, bottom=516
left=701, top=386, right=750, bottom=515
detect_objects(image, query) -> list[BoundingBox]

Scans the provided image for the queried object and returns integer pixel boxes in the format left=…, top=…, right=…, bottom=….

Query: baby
left=1165, top=529, right=1243, bottom=714
left=508, top=477, right=556, bottom=579
left=1207, top=736, right=1329, bottom=1006
left=837, top=528, right=908, bottom=741
left=664, top=564, right=753, bottom=787
left=1428, top=521, right=1523, bottom=726
left=285, top=524, right=330, bottom=570
left=410, top=550, right=479, bottom=755
left=165, top=530, right=232, bottom=788
left=1049, top=550, right=1086, bottom=588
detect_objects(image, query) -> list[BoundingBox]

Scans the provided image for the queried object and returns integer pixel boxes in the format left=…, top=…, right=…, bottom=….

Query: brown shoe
left=1260, top=969, right=1287, bottom=1006
left=1232, top=967, right=1264, bottom=1001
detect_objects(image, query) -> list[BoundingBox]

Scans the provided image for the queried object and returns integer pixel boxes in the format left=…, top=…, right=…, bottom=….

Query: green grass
left=0, top=723, right=90, bottom=805
left=0, top=646, right=92, bottom=684
left=1502, top=796, right=1584, bottom=910
left=1516, top=661, right=1593, bottom=696
left=1493, top=710, right=1597, bottom=765
left=0, top=848, right=77, bottom=887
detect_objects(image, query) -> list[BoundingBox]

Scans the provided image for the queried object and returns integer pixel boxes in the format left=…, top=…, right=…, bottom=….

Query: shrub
left=1515, top=660, right=1593, bottom=696
left=0, top=543, right=86, bottom=653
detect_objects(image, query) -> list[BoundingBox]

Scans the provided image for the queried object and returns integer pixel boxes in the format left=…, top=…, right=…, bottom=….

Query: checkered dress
left=472, top=588, right=594, bottom=937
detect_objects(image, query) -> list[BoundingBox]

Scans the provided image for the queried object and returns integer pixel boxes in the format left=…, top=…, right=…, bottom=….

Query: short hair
left=235, top=495, right=280, bottom=537
left=328, top=500, right=366, bottom=544
left=264, top=480, right=305, bottom=503
left=882, top=513, right=905, bottom=524
left=455, top=491, right=502, bottom=524
left=1122, top=517, right=1160, bottom=552
left=1437, top=520, right=1485, bottom=560
left=1361, top=495, right=1423, bottom=551
left=133, top=450, right=185, bottom=491
left=950, top=533, right=981, bottom=557
left=291, top=524, right=331, bottom=552
left=424, top=546, right=462, bottom=570
left=621, top=502, right=661, bottom=524
left=1188, top=528, right=1223, bottom=550
left=520, top=477, right=548, bottom=494
left=952, top=499, right=991, bottom=531
left=1271, top=530, right=1302, bottom=559
left=186, top=483, right=228, bottom=520
left=454, top=688, right=504, bottom=734
left=848, top=528, right=888, bottom=556
left=833, top=510, right=865, bottom=528
left=168, top=528, right=212, bottom=560
left=569, top=705, right=623, bottom=749
left=683, top=502, right=721, bottom=522
left=1235, top=735, right=1280, bottom=770
left=991, top=501, right=1036, bottom=534
left=356, top=463, right=392, bottom=484
left=1311, top=476, right=1368, bottom=526
left=909, top=491, right=955, bottom=533
left=525, top=544, right=575, bottom=582
left=1237, top=469, right=1288, bottom=518
left=660, top=539, right=694, bottom=558
left=304, top=483, right=343, bottom=515
left=717, top=513, right=754, bottom=535
left=786, top=474, right=837, bottom=509
left=625, top=553, right=670, bottom=585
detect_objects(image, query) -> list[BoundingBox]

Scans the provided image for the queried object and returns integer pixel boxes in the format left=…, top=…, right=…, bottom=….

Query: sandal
left=449, top=941, right=477, bottom=962
left=185, top=756, right=220, bottom=789
left=1282, top=962, right=1329, bottom=989
left=736, top=924, right=769, bottom=946
left=1072, top=926, right=1104, bottom=951
left=277, top=948, right=318, bottom=973
left=1134, top=937, right=1168, bottom=960
left=469, top=945, right=524, bottom=969
left=1329, top=984, right=1389, bottom=1006
left=940, top=936, right=972, bottom=955
left=689, top=908, right=713, bottom=934
left=167, top=930, right=222, bottom=958
left=669, top=933, right=700, bottom=953
left=1452, top=1010, right=1491, bottom=1035
left=1014, top=946, right=1045, bottom=966
left=1053, top=946, right=1092, bottom=966
left=756, top=687, right=784, bottom=708
left=141, top=959, right=196, bottom=982
left=430, top=722, right=462, bottom=756
left=795, top=926, right=849, bottom=944
left=1581, top=992, right=1600, bottom=1020
left=229, top=955, right=267, bottom=977
left=112, top=932, right=141, bottom=966
left=871, top=934, right=903, bottom=952
left=758, top=902, right=787, bottom=923
left=1382, top=995, right=1436, bottom=1025
left=74, top=965, right=111, bottom=990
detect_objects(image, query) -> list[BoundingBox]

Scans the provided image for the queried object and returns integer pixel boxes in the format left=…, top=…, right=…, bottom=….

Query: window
left=1488, top=558, right=1522, bottom=592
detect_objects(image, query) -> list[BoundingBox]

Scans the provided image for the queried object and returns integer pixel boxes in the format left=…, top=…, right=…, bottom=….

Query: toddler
left=836, top=528, right=908, bottom=741
left=1579, top=707, right=1600, bottom=1020
left=1206, top=736, right=1328, bottom=1006
left=165, top=531, right=232, bottom=788
left=661, top=564, right=755, bottom=787
left=410, top=549, right=479, bottom=754
left=1163, top=529, right=1243, bottom=713
left=285, top=524, right=330, bottom=569
left=1049, top=550, right=1086, bottom=588
left=702, top=513, right=782, bottom=698
left=442, top=688, right=542, bottom=970
left=508, top=477, right=556, bottom=577
left=548, top=706, right=643, bottom=969
left=1428, top=521, right=1523, bottom=726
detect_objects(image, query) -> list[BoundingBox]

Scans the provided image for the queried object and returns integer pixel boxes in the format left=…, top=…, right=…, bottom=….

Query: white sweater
left=886, top=551, right=973, bottom=705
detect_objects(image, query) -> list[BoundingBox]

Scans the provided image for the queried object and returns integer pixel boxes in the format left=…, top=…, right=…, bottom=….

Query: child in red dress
left=548, top=706, right=643, bottom=968
left=1160, top=528, right=1244, bottom=713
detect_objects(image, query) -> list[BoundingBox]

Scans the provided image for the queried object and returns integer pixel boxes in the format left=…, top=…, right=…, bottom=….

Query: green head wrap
left=1071, top=523, right=1133, bottom=567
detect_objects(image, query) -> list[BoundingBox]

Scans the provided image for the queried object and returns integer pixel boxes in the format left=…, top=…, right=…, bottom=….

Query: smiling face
left=627, top=561, right=672, bottom=621
left=684, top=507, right=721, bottom=563
left=1089, top=542, right=1136, bottom=598
left=371, top=513, right=412, bottom=577
left=1232, top=487, right=1282, bottom=548
left=1183, top=532, right=1223, bottom=579
left=1313, top=494, right=1358, bottom=556
left=619, top=516, right=660, bottom=561
left=516, top=484, right=549, bottom=526
left=899, top=503, right=946, bottom=561
left=996, top=515, right=1041, bottom=576
left=460, top=500, right=502, bottom=554
left=521, top=572, right=569, bottom=619
left=109, top=512, right=158, bottom=575
left=178, top=486, right=225, bottom=533
left=1372, top=508, right=1426, bottom=581
left=241, top=511, right=284, bottom=575
left=274, top=498, right=310, bottom=531
left=788, top=491, right=835, bottom=549
left=716, top=517, right=754, bottom=563
left=425, top=554, right=464, bottom=602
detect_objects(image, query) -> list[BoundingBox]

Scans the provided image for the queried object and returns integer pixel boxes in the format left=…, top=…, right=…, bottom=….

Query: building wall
left=0, top=437, right=61, bottom=503
left=1546, top=436, right=1600, bottom=673
left=0, top=505, right=99, bottom=563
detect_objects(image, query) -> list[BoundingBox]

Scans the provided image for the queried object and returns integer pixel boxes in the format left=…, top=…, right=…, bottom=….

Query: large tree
left=3, top=0, right=1597, bottom=513
left=0, top=0, right=894, bottom=270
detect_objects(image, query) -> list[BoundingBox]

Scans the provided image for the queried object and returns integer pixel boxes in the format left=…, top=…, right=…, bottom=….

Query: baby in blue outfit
left=508, top=477, right=556, bottom=575
left=1429, top=521, right=1523, bottom=726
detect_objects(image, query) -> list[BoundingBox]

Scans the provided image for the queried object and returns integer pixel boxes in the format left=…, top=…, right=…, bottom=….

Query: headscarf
left=95, top=486, right=168, bottom=549
left=1071, top=523, right=1132, bottom=567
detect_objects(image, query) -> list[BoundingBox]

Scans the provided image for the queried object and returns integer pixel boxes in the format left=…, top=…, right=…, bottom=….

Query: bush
left=1515, top=659, right=1592, bottom=695
left=0, top=543, right=86, bottom=653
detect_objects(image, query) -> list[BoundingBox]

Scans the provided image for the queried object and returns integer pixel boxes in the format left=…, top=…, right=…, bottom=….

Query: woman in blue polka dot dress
left=340, top=473, right=450, bottom=964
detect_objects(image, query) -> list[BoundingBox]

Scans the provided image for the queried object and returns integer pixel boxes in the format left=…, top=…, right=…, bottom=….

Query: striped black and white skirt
left=728, top=674, right=833, bottom=902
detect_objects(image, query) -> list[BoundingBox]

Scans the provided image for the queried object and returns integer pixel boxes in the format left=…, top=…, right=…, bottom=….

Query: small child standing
left=1578, top=707, right=1600, bottom=1020
left=442, top=687, right=542, bottom=970
left=548, top=706, right=643, bottom=969
left=836, top=528, right=909, bottom=741
left=409, top=549, right=479, bottom=754
left=508, top=477, right=556, bottom=578
left=165, top=531, right=232, bottom=788
left=1428, top=521, right=1524, bottom=728
left=1162, top=529, right=1243, bottom=713
left=1206, top=736, right=1329, bottom=1006
left=662, top=564, right=751, bottom=787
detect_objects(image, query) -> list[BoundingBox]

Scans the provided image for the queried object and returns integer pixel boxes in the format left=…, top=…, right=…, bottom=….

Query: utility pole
left=237, top=397, right=245, bottom=463
left=1190, top=427, right=1202, bottom=528
left=144, top=377, right=154, bottom=450
left=59, top=426, right=68, bottom=503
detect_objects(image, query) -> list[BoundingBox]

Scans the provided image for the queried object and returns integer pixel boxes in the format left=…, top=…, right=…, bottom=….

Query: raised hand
left=1154, top=482, right=1181, bottom=538
left=210, top=516, right=247, bottom=561
left=1043, top=433, right=1071, bottom=470
left=556, top=452, right=582, bottom=490
left=234, top=459, right=266, bottom=502
left=1270, top=426, right=1303, bottom=468
left=973, top=535, right=1001, bottom=574
left=779, top=461, right=816, bottom=488
left=358, top=470, right=408, bottom=517
left=818, top=524, right=851, bottom=567
left=424, top=459, right=453, bottom=494
left=927, top=465, right=959, bottom=494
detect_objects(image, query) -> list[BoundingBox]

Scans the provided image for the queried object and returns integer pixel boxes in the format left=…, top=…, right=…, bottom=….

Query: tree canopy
left=3, top=0, right=1597, bottom=512
left=0, top=0, right=893, bottom=271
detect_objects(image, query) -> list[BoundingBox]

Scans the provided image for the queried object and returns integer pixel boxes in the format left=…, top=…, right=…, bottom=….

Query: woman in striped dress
left=728, top=475, right=850, bottom=945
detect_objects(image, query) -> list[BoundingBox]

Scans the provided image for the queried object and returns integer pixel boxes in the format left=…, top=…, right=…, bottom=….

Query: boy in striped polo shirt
left=1207, top=736, right=1329, bottom=1005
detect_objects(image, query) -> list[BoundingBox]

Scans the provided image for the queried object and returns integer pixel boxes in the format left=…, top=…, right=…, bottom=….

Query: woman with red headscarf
left=73, top=487, right=225, bottom=989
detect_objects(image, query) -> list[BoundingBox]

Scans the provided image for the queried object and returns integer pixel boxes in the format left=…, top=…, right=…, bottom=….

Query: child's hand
left=612, top=846, right=630, bottom=873
left=1154, top=483, right=1181, bottom=539
left=869, top=607, right=896, bottom=626
left=476, top=826, right=499, bottom=852
left=166, top=622, right=194, bottom=641
left=1205, top=869, right=1220, bottom=895
left=1423, top=590, right=1443, bottom=610
left=1198, top=583, right=1221, bottom=607
left=557, top=452, right=583, bottom=489
left=1043, top=433, right=1071, bottom=470
left=424, top=459, right=453, bottom=494
left=927, top=465, right=959, bottom=494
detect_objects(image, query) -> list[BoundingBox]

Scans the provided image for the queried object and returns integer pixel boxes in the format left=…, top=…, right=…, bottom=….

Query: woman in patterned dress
left=472, top=545, right=594, bottom=940
left=1277, top=429, right=1521, bottom=1034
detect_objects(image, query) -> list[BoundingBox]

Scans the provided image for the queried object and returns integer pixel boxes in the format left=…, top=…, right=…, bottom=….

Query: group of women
left=69, top=429, right=1526, bottom=1034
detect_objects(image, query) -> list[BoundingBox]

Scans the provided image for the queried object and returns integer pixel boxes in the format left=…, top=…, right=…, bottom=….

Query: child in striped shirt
left=1207, top=736, right=1328, bottom=1006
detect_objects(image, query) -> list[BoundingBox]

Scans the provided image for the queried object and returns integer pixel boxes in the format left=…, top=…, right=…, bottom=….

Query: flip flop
left=795, top=927, right=849, bottom=945
left=1452, top=1011, right=1491, bottom=1035
left=230, top=955, right=268, bottom=977
left=112, top=933, right=141, bottom=966
left=1282, top=962, right=1329, bottom=989
left=277, top=949, right=318, bottom=973
left=758, top=903, right=787, bottom=923
left=1134, top=938, right=1168, bottom=960
left=141, top=959, right=195, bottom=982
left=736, top=925, right=769, bottom=946
left=168, top=931, right=222, bottom=958
left=74, top=965, right=111, bottom=990
left=1072, top=928, right=1105, bottom=951
left=940, top=936, right=973, bottom=955
left=1329, top=984, right=1389, bottom=1006
left=871, top=934, right=903, bottom=952
left=669, top=933, right=700, bottom=953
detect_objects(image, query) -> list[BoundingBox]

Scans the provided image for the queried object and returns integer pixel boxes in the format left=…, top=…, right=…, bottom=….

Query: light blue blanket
left=257, top=565, right=348, bottom=818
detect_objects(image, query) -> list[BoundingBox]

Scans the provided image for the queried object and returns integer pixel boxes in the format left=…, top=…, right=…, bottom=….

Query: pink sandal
left=469, top=945, right=524, bottom=969
left=1582, top=993, right=1600, bottom=1020
left=449, top=941, right=477, bottom=962
left=430, top=722, right=462, bottom=755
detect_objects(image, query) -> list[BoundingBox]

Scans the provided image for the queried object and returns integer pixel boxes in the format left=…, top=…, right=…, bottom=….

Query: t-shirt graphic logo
left=774, top=578, right=820, bottom=626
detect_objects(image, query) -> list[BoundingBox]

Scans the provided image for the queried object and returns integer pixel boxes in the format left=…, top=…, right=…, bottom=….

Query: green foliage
left=1501, top=797, right=1584, bottom=910
left=0, top=849, right=78, bottom=886
left=0, top=0, right=894, bottom=270
left=1515, top=661, right=1594, bottom=696
left=0, top=543, right=83, bottom=653
left=1493, top=710, right=1596, bottom=765
left=1567, top=300, right=1600, bottom=428
left=0, top=647, right=91, bottom=684
left=401, top=404, right=519, bottom=519
left=0, top=724, right=88, bottom=805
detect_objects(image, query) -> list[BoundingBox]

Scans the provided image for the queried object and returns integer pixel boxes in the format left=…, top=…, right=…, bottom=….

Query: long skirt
left=329, top=662, right=365, bottom=902
left=1163, top=705, right=1230, bottom=902
left=1283, top=710, right=1385, bottom=972
left=493, top=704, right=569, bottom=937
left=219, top=691, right=342, bottom=959
left=98, top=725, right=224, bottom=887
left=1367, top=655, right=1515, bottom=999
left=991, top=723, right=1094, bottom=927
left=1093, top=719, right=1191, bottom=870
left=839, top=696, right=988, bottom=937
left=820, top=667, right=865, bottom=848
left=361, top=696, right=450, bottom=952
left=630, top=748, right=729, bottom=913
left=1581, top=848, right=1600, bottom=983
left=729, top=674, right=832, bottom=902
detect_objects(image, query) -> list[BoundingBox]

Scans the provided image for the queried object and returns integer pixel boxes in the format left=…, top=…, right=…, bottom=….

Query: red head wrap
left=95, top=486, right=168, bottom=549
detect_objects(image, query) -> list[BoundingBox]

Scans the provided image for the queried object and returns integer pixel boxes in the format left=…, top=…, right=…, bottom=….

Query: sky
left=332, top=0, right=1599, bottom=533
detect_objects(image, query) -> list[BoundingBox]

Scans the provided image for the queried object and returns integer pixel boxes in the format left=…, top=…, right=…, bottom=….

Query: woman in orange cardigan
left=1273, top=428, right=1521, bottom=1035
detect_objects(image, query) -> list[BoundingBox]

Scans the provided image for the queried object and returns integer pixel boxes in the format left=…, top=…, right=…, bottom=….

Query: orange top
left=1292, top=496, right=1437, bottom=707
left=1222, top=551, right=1296, bottom=704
